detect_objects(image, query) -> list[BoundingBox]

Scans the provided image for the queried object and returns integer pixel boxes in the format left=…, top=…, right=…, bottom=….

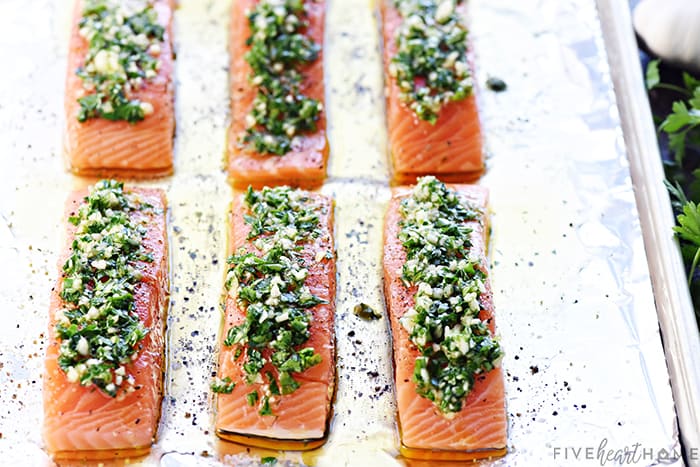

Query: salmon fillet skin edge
left=215, top=190, right=336, bottom=449
left=64, top=0, right=175, bottom=178
left=383, top=184, right=507, bottom=461
left=43, top=187, right=168, bottom=460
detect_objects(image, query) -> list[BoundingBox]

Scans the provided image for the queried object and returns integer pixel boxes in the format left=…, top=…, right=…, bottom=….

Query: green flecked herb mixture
left=241, top=0, right=323, bottom=155
left=211, top=376, right=236, bottom=394
left=216, top=186, right=328, bottom=415
left=57, top=180, right=154, bottom=397
left=76, top=0, right=165, bottom=123
left=398, top=176, right=502, bottom=415
left=391, top=0, right=473, bottom=123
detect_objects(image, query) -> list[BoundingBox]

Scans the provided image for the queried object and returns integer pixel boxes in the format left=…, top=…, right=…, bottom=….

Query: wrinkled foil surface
left=0, top=0, right=682, bottom=465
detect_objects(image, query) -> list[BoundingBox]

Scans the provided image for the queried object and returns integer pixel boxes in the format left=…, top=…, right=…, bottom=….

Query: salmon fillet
left=226, top=0, right=328, bottom=189
left=383, top=183, right=506, bottom=461
left=43, top=186, right=168, bottom=460
left=64, top=0, right=175, bottom=178
left=215, top=189, right=335, bottom=449
left=381, top=2, right=484, bottom=184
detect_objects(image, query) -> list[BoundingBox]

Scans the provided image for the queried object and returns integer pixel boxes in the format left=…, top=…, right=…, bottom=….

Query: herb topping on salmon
left=381, top=0, right=484, bottom=183
left=76, top=0, right=166, bottom=123
left=227, top=0, right=328, bottom=188
left=391, top=0, right=473, bottom=123
left=241, top=0, right=324, bottom=155
left=398, top=177, right=502, bottom=415
left=56, top=180, right=154, bottom=397
left=218, top=186, right=325, bottom=415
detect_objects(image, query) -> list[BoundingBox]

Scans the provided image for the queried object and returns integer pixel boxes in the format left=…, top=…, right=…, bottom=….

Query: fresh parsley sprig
left=648, top=60, right=700, bottom=292
left=646, top=60, right=700, bottom=164
left=665, top=180, right=700, bottom=286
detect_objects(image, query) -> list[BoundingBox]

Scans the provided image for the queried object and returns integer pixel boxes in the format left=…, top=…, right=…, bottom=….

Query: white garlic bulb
left=634, top=0, right=700, bottom=70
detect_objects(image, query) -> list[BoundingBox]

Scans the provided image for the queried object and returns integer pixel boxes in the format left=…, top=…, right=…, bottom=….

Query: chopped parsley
left=240, top=0, right=323, bottom=155
left=56, top=180, right=153, bottom=397
left=211, top=376, right=236, bottom=394
left=76, top=0, right=165, bottom=123
left=390, top=0, right=473, bottom=123
left=259, top=395, right=274, bottom=416
left=218, top=186, right=325, bottom=415
left=247, top=390, right=259, bottom=406
left=398, top=176, right=502, bottom=415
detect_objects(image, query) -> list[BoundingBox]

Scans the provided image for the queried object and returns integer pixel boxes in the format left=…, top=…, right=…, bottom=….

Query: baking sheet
left=597, top=0, right=700, bottom=464
left=0, top=0, right=683, bottom=465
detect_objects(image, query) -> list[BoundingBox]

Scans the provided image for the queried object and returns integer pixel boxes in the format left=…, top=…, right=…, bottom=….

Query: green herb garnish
left=646, top=59, right=700, bottom=164
left=247, top=390, right=259, bottom=406
left=259, top=395, right=273, bottom=416
left=645, top=61, right=700, bottom=315
left=398, top=176, right=502, bottom=415
left=391, top=0, right=473, bottom=123
left=211, top=376, right=236, bottom=394
left=76, top=0, right=165, bottom=123
left=666, top=181, right=700, bottom=286
left=645, top=59, right=660, bottom=90
left=261, top=457, right=278, bottom=465
left=57, top=180, right=153, bottom=397
left=241, top=0, right=323, bottom=155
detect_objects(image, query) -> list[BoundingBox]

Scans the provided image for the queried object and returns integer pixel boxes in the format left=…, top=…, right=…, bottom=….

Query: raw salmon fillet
left=226, top=0, right=328, bottom=189
left=215, top=191, right=335, bottom=449
left=383, top=184, right=506, bottom=461
left=64, top=0, right=175, bottom=178
left=43, top=187, right=168, bottom=460
left=381, top=2, right=484, bottom=184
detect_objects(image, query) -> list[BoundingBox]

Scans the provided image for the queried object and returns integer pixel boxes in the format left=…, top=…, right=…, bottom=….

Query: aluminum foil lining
left=0, top=0, right=682, bottom=465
